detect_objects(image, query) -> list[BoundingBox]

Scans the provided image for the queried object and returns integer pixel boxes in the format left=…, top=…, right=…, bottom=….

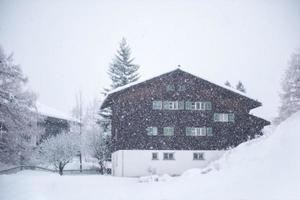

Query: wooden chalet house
left=101, top=68, right=270, bottom=177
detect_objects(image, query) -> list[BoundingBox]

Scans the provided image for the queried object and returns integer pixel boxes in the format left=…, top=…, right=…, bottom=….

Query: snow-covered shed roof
left=101, top=68, right=261, bottom=109
left=35, top=102, right=80, bottom=123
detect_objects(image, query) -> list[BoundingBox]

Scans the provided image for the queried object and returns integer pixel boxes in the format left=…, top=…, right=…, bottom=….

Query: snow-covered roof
left=105, top=68, right=259, bottom=101
left=35, top=102, right=80, bottom=123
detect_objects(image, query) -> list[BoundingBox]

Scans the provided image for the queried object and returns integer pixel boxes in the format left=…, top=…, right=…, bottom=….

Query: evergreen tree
left=0, top=46, right=38, bottom=165
left=225, top=81, right=232, bottom=87
left=99, top=38, right=140, bottom=132
left=107, top=38, right=140, bottom=90
left=236, top=81, right=246, bottom=93
left=277, top=51, right=300, bottom=123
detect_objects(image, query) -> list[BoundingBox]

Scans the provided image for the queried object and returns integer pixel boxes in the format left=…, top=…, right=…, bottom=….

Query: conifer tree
left=107, top=38, right=140, bottom=90
left=277, top=51, right=300, bottom=123
left=0, top=46, right=38, bottom=165
left=236, top=81, right=246, bottom=93
left=98, top=38, right=140, bottom=158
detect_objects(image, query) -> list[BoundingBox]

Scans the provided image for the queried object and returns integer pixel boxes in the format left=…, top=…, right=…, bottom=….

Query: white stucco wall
left=112, top=150, right=225, bottom=177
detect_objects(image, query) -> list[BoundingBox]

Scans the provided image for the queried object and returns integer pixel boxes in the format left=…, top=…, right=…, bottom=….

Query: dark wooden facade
left=39, top=116, right=70, bottom=141
left=101, top=69, right=270, bottom=152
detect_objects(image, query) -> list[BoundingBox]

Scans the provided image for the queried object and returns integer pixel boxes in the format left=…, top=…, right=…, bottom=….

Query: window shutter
left=228, top=113, right=235, bottom=122
left=163, top=101, right=169, bottom=109
left=186, top=127, right=192, bottom=136
left=213, top=113, right=219, bottom=121
left=207, top=127, right=213, bottom=136
left=186, top=101, right=192, bottom=110
left=205, top=102, right=212, bottom=110
left=178, top=101, right=185, bottom=110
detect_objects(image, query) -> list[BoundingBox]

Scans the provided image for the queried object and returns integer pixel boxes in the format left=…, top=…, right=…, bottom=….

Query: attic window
left=178, top=85, right=186, bottom=91
left=166, top=84, right=175, bottom=91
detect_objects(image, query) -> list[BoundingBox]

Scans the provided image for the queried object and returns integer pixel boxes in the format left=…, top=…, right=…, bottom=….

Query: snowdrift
left=179, top=111, right=300, bottom=199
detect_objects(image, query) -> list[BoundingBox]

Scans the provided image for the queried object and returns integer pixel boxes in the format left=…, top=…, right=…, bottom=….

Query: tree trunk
left=99, top=161, right=105, bottom=175
left=59, top=162, right=64, bottom=176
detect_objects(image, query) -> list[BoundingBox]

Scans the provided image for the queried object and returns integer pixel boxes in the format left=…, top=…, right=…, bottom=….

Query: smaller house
left=35, top=102, right=80, bottom=142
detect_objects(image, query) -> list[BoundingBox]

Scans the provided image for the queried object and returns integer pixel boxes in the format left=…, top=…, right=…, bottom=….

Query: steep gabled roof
left=101, top=68, right=262, bottom=109
left=35, top=102, right=80, bottom=123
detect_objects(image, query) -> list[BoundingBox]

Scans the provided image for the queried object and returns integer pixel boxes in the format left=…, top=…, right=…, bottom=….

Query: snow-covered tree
left=85, top=132, right=111, bottom=174
left=99, top=38, right=140, bottom=133
left=107, top=38, right=140, bottom=90
left=0, top=46, right=38, bottom=165
left=38, top=131, right=80, bottom=175
left=277, top=51, right=300, bottom=123
left=81, top=98, right=111, bottom=173
left=236, top=81, right=246, bottom=93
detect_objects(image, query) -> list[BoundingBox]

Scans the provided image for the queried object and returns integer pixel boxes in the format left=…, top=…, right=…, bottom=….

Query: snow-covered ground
left=1, top=111, right=300, bottom=200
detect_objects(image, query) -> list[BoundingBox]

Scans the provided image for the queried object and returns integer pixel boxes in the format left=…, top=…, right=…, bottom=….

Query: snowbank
left=178, top=111, right=300, bottom=199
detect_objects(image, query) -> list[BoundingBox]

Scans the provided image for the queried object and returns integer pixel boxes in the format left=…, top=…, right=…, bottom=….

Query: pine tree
left=277, top=51, right=300, bottom=123
left=0, top=46, right=38, bottom=165
left=99, top=38, right=140, bottom=132
left=107, top=38, right=140, bottom=90
left=225, top=81, right=232, bottom=87
left=236, top=81, right=246, bottom=93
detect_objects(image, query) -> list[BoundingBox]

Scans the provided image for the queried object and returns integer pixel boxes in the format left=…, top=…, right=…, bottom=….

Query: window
left=163, top=101, right=184, bottom=110
left=186, top=127, right=212, bottom=136
left=178, top=85, right=186, bottom=91
left=163, top=153, right=175, bottom=160
left=166, top=85, right=175, bottom=91
left=153, top=101, right=162, bottom=110
left=147, top=127, right=158, bottom=136
left=163, top=127, right=174, bottom=136
left=193, top=153, right=204, bottom=160
left=186, top=101, right=212, bottom=110
left=152, top=153, right=158, bottom=160
left=214, top=113, right=235, bottom=122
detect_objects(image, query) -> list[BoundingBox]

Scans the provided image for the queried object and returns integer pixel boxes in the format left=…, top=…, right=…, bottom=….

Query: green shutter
left=213, top=113, right=219, bottom=121
left=178, top=101, right=185, bottom=110
left=186, top=127, right=192, bottom=136
left=146, top=127, right=151, bottom=135
left=205, top=102, right=212, bottom=110
left=186, top=101, right=192, bottom=110
left=228, top=113, right=235, bottom=122
left=163, top=101, right=169, bottom=110
left=207, top=127, right=213, bottom=136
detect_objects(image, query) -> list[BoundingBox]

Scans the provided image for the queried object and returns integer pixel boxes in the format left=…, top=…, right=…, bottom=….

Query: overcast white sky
left=1, top=0, right=300, bottom=120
